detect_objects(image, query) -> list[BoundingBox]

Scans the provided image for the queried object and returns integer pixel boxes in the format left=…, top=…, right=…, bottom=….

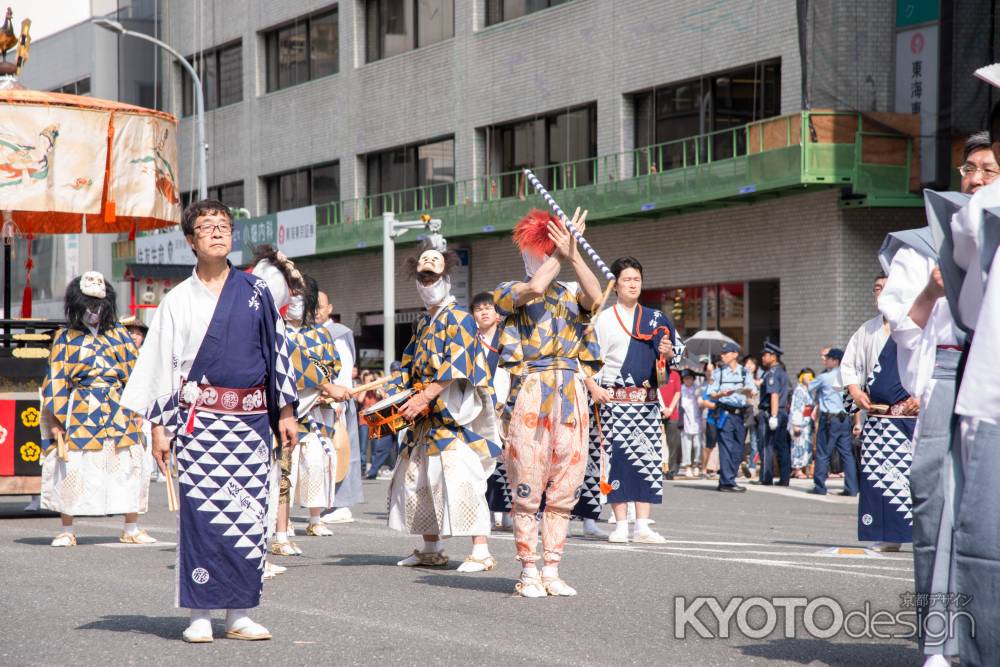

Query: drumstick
left=349, top=375, right=394, bottom=396
left=164, top=464, right=179, bottom=512
left=56, top=431, right=68, bottom=462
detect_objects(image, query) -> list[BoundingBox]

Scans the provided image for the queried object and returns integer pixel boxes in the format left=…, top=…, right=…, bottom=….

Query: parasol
left=682, top=330, right=738, bottom=359
left=0, top=77, right=181, bottom=324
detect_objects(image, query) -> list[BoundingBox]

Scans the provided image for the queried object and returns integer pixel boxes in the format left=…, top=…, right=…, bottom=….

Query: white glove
left=768, top=416, right=779, bottom=431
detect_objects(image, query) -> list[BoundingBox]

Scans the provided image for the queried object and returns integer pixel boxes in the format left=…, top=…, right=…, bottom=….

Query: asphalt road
left=0, top=476, right=923, bottom=666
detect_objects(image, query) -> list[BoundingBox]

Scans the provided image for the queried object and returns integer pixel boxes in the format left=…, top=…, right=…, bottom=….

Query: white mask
left=417, top=250, right=446, bottom=274
left=415, top=276, right=451, bottom=309
left=80, top=271, right=107, bottom=298
left=84, top=307, right=101, bottom=327
left=522, top=251, right=547, bottom=278
left=286, top=295, right=304, bottom=321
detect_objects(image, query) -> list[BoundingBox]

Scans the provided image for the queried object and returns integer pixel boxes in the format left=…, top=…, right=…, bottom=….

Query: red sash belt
left=603, top=386, right=658, bottom=403
left=180, top=380, right=268, bottom=433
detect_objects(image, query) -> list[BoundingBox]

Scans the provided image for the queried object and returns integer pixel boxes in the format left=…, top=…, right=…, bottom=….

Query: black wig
left=300, top=274, right=320, bottom=326
left=64, top=277, right=118, bottom=334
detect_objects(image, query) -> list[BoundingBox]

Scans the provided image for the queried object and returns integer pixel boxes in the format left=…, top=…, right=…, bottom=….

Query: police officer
left=757, top=342, right=791, bottom=485
left=807, top=348, right=859, bottom=496
left=709, top=342, right=756, bottom=492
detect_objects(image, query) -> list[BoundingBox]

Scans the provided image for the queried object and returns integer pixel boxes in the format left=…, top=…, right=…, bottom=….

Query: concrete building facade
left=141, top=1, right=963, bottom=372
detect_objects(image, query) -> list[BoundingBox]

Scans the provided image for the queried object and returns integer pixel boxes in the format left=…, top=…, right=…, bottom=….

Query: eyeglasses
left=958, top=164, right=1000, bottom=178
left=193, top=222, right=233, bottom=237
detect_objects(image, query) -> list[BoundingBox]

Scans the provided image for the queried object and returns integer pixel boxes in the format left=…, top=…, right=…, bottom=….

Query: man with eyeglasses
left=122, top=199, right=301, bottom=643
left=878, top=129, right=998, bottom=667
left=956, top=130, right=999, bottom=194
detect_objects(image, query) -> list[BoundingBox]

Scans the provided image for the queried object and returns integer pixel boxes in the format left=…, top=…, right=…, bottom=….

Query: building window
left=181, top=181, right=245, bottom=210
left=52, top=77, right=91, bottom=96
left=365, top=137, right=454, bottom=214
left=264, top=162, right=340, bottom=213
left=486, top=104, right=596, bottom=197
left=485, top=0, right=574, bottom=26
left=181, top=42, right=243, bottom=116
left=264, top=7, right=339, bottom=93
left=632, top=60, right=781, bottom=171
left=365, top=0, right=453, bottom=63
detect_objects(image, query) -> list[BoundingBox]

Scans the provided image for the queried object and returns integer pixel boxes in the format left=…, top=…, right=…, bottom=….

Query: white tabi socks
left=457, top=542, right=495, bottom=573
left=609, top=519, right=630, bottom=543
left=541, top=565, right=577, bottom=596
left=183, top=610, right=213, bottom=643
left=224, top=609, right=272, bottom=641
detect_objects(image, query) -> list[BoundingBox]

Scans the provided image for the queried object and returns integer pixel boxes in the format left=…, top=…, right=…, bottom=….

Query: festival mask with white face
left=80, top=271, right=107, bottom=299
left=417, top=250, right=446, bottom=275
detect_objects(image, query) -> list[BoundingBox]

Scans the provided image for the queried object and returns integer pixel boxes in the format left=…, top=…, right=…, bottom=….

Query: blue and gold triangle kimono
left=392, top=300, right=500, bottom=460
left=40, top=324, right=142, bottom=452
left=287, top=323, right=342, bottom=439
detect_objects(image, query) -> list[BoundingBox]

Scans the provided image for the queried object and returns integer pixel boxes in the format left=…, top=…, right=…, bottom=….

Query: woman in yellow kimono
left=40, top=272, right=155, bottom=547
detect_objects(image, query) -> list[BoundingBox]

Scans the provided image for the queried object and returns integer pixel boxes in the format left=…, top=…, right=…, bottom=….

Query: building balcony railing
left=114, top=109, right=922, bottom=274
left=307, top=109, right=921, bottom=255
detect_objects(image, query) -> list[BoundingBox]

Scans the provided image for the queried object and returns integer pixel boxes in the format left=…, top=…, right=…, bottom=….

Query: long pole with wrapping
left=522, top=169, right=614, bottom=281
left=522, top=168, right=617, bottom=332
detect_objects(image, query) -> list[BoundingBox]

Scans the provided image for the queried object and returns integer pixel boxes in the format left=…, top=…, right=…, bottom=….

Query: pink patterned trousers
left=505, top=375, right=588, bottom=567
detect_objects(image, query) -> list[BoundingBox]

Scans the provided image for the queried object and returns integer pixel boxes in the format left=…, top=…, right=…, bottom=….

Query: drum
left=361, top=390, right=414, bottom=439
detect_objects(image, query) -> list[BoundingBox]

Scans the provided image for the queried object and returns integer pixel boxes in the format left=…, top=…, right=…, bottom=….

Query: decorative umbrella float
left=0, top=9, right=181, bottom=496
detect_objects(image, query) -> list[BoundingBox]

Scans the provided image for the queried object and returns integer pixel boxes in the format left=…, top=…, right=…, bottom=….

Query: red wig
left=513, top=209, right=558, bottom=257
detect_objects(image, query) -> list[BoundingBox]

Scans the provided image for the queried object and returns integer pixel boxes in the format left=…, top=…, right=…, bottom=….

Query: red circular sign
left=277, top=224, right=285, bottom=244
left=910, top=32, right=924, bottom=55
